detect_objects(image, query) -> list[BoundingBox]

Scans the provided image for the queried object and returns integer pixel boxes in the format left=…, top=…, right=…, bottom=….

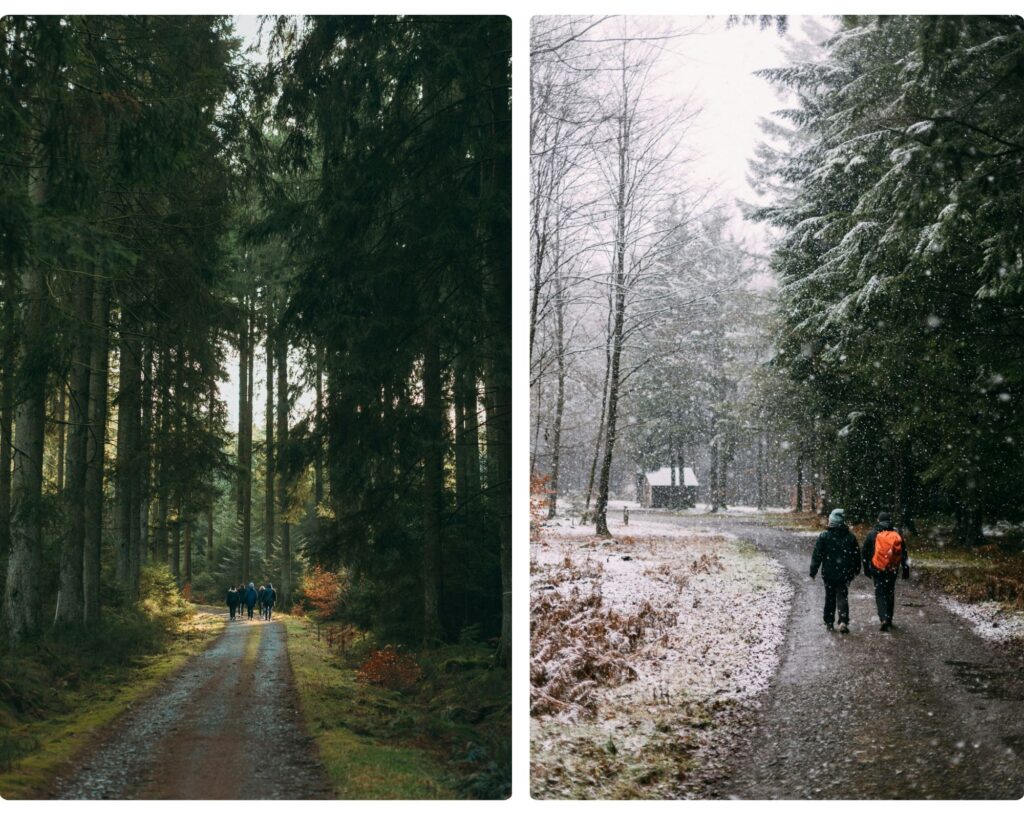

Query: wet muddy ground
left=50, top=609, right=332, bottom=800
left=673, top=516, right=1024, bottom=800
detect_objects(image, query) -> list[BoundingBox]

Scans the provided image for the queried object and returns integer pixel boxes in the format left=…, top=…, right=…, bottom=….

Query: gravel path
left=648, top=515, right=1024, bottom=800
left=51, top=609, right=332, bottom=800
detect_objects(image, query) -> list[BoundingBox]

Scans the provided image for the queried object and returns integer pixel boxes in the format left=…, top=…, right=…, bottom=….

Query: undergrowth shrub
left=357, top=646, right=422, bottom=692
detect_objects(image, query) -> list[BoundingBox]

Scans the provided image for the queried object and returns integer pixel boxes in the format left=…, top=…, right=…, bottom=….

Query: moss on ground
left=283, top=616, right=510, bottom=799
left=0, top=606, right=224, bottom=798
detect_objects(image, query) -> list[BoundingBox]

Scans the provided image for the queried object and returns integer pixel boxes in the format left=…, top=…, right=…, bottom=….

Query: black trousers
left=823, top=581, right=850, bottom=625
left=229, top=603, right=237, bottom=619
left=247, top=603, right=254, bottom=619
left=873, top=571, right=897, bottom=623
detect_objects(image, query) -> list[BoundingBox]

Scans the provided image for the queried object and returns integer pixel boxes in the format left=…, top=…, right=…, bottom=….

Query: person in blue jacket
left=245, top=582, right=258, bottom=620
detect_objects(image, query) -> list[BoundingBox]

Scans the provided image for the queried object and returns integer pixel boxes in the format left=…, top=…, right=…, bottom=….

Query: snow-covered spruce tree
left=752, top=15, right=1024, bottom=538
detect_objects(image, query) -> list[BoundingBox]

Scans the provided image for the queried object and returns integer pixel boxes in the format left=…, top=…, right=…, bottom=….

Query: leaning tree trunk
left=55, top=274, right=93, bottom=629
left=547, top=265, right=566, bottom=519
left=594, top=279, right=626, bottom=537
left=83, top=282, right=110, bottom=626
left=584, top=316, right=612, bottom=513
left=4, top=262, right=51, bottom=643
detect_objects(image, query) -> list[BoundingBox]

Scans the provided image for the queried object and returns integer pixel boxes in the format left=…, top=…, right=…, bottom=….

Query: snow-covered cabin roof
left=644, top=467, right=698, bottom=487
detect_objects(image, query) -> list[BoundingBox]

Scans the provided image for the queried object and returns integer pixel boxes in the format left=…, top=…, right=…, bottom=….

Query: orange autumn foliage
left=356, top=646, right=422, bottom=692
left=303, top=565, right=348, bottom=621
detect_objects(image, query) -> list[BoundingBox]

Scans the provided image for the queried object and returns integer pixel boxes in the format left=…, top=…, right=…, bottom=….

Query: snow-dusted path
left=654, top=514, right=1024, bottom=799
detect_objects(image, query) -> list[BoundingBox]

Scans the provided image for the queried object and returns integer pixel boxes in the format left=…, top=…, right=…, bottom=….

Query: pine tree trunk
left=485, top=363, right=512, bottom=668
left=237, top=297, right=251, bottom=582
left=421, top=328, right=444, bottom=647
left=83, top=282, right=110, bottom=626
left=242, top=305, right=254, bottom=581
left=0, top=277, right=15, bottom=563
left=265, top=310, right=275, bottom=560
left=3, top=263, right=50, bottom=643
left=138, top=342, right=152, bottom=564
left=156, top=491, right=169, bottom=565
left=115, top=318, right=141, bottom=597
left=55, top=274, right=93, bottom=629
left=207, top=384, right=216, bottom=567
left=277, top=334, right=290, bottom=605
left=795, top=456, right=804, bottom=512
left=314, top=351, right=323, bottom=509
left=55, top=383, right=65, bottom=492
left=171, top=507, right=180, bottom=582
left=709, top=439, right=720, bottom=513
left=756, top=434, right=766, bottom=510
left=183, top=515, right=192, bottom=588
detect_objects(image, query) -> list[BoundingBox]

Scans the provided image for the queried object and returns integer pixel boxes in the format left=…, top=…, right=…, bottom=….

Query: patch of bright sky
left=644, top=16, right=832, bottom=272
left=219, top=16, right=299, bottom=434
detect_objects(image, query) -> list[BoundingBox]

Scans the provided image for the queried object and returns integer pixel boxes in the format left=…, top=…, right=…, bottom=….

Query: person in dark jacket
left=245, top=582, right=258, bottom=620
left=226, top=586, right=238, bottom=621
left=263, top=582, right=276, bottom=620
left=862, top=511, right=909, bottom=631
left=810, top=508, right=861, bottom=633
left=257, top=584, right=266, bottom=616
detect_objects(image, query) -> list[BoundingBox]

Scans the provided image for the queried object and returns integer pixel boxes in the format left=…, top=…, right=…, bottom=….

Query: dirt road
left=51, top=608, right=332, bottom=800
left=644, top=513, right=1024, bottom=799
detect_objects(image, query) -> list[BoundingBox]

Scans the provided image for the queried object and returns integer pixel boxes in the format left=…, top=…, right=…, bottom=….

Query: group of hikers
left=810, top=509, right=909, bottom=632
left=226, top=581, right=277, bottom=621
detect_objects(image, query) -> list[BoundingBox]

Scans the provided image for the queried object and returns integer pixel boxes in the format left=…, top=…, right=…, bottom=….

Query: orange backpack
left=871, top=530, right=904, bottom=572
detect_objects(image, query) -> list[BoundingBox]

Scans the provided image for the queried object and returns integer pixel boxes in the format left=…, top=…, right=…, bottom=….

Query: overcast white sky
left=639, top=16, right=831, bottom=250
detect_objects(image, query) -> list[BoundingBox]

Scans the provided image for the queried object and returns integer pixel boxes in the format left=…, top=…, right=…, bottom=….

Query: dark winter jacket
left=245, top=584, right=258, bottom=606
left=862, top=525, right=908, bottom=575
left=810, top=524, right=861, bottom=584
left=264, top=587, right=276, bottom=606
left=226, top=589, right=238, bottom=607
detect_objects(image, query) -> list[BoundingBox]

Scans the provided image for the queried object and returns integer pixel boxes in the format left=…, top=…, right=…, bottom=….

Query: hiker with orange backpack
left=862, top=511, right=909, bottom=631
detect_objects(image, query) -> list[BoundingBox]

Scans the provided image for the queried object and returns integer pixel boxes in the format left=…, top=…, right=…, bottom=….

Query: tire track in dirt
left=52, top=610, right=332, bottom=800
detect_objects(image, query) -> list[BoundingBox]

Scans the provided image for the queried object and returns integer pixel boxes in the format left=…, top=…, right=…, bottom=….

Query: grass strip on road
left=282, top=615, right=455, bottom=799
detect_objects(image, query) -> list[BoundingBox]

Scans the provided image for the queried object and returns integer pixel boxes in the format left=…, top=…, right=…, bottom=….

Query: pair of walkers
left=809, top=509, right=909, bottom=633
left=225, top=581, right=277, bottom=621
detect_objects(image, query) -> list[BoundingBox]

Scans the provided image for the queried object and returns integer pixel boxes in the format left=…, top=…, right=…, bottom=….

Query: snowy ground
left=530, top=516, right=791, bottom=798
left=938, top=595, right=1024, bottom=642
left=565, top=498, right=792, bottom=517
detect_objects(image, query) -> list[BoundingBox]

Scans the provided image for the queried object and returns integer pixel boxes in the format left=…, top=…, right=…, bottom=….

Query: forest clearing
left=0, top=14, right=510, bottom=799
